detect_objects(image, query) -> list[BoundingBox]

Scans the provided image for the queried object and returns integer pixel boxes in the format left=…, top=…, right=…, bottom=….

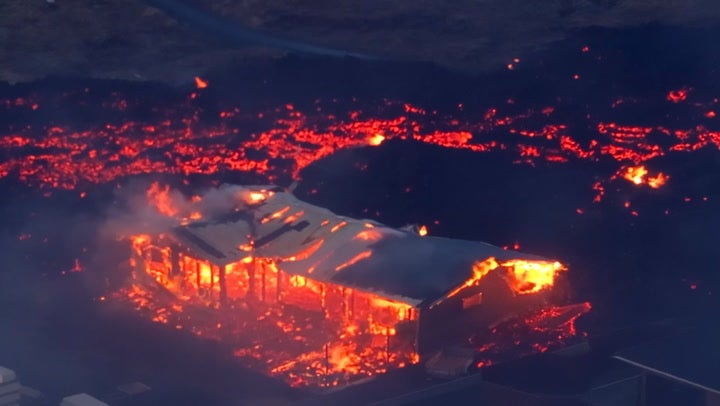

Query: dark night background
left=1, top=1, right=720, bottom=405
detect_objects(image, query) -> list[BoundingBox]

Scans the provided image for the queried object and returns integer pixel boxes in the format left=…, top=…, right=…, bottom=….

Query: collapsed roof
left=170, top=185, right=547, bottom=306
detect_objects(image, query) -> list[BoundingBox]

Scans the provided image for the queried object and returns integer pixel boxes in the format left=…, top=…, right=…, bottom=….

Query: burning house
left=127, top=184, right=570, bottom=387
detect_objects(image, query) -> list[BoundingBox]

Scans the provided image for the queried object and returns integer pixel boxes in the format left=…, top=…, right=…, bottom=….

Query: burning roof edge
left=165, top=185, right=558, bottom=306
left=325, top=234, right=548, bottom=307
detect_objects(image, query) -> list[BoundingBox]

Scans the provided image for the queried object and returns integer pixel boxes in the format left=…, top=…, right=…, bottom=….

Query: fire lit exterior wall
left=123, top=185, right=573, bottom=388
left=130, top=234, right=420, bottom=387
left=417, top=271, right=557, bottom=354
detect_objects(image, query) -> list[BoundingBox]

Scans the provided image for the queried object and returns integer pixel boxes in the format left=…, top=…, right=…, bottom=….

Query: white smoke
left=100, top=181, right=269, bottom=240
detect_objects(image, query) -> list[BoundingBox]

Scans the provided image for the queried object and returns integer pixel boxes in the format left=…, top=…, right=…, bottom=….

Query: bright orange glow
left=647, top=172, right=669, bottom=189
left=624, top=165, right=648, bottom=185
left=334, top=250, right=372, bottom=271
left=289, top=274, right=307, bottom=287
left=667, top=88, right=688, bottom=103
left=418, top=225, right=428, bottom=236
left=122, top=203, right=579, bottom=388
left=3, top=95, right=720, bottom=206
left=131, top=234, right=151, bottom=253
left=354, top=229, right=383, bottom=241
left=261, top=206, right=290, bottom=223
left=281, top=238, right=324, bottom=261
left=122, top=236, right=418, bottom=388
left=472, top=302, right=591, bottom=365
left=501, top=259, right=566, bottom=294
left=367, top=134, right=385, bottom=146
left=330, top=221, right=348, bottom=233
left=445, top=257, right=565, bottom=300
left=146, top=182, right=179, bottom=216
left=617, top=165, right=669, bottom=189
left=283, top=210, right=304, bottom=224
left=369, top=297, right=414, bottom=321
left=194, top=76, right=208, bottom=89
left=445, top=257, right=499, bottom=299
left=247, top=191, right=267, bottom=203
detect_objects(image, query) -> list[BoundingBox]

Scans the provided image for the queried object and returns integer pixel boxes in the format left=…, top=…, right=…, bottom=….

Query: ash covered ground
left=0, top=21, right=719, bottom=405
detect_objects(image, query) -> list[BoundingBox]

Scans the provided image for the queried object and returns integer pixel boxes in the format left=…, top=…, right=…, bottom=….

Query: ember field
left=1, top=24, right=719, bottom=405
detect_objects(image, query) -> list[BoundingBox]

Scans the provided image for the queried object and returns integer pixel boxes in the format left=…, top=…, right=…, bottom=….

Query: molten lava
left=1, top=91, right=718, bottom=204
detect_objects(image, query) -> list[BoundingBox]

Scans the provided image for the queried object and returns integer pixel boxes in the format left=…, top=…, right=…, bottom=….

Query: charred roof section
left=170, top=184, right=551, bottom=306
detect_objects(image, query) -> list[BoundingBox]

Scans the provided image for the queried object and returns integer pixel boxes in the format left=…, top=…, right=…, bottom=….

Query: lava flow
left=3, top=80, right=716, bottom=388
left=1, top=87, right=719, bottom=205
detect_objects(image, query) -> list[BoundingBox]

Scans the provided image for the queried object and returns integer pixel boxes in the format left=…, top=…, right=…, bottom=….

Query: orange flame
left=647, top=172, right=669, bottom=189
left=131, top=234, right=151, bottom=253
left=367, top=134, right=385, bottom=146
left=501, top=259, right=566, bottom=295
left=289, top=274, right=307, bottom=287
left=624, top=165, right=648, bottom=185
left=354, top=229, right=383, bottom=241
left=418, top=225, right=428, bottom=236
left=330, top=221, right=348, bottom=233
left=194, top=76, right=208, bottom=89
left=446, top=257, right=500, bottom=299
left=446, top=257, right=565, bottom=299
left=281, top=238, right=324, bottom=261
left=619, top=165, right=669, bottom=189
left=120, top=235, right=577, bottom=389
left=261, top=206, right=290, bottom=223
left=245, top=191, right=268, bottom=204
left=146, top=182, right=179, bottom=217
left=334, top=250, right=372, bottom=271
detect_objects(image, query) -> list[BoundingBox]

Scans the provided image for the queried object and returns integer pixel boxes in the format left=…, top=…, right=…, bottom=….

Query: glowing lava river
left=1, top=24, right=719, bottom=405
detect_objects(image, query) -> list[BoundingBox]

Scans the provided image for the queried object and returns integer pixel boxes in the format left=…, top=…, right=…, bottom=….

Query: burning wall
left=129, top=233, right=419, bottom=388
left=121, top=183, right=576, bottom=388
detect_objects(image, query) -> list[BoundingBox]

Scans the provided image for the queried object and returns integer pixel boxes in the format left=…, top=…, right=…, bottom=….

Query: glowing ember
left=334, top=250, right=372, bottom=271
left=194, top=76, right=209, bottom=89
left=502, top=260, right=566, bottom=295
left=367, top=133, right=385, bottom=146
left=667, top=88, right=688, bottom=103
left=123, top=224, right=421, bottom=388
left=1, top=92, right=718, bottom=205
left=354, top=229, right=383, bottom=241
left=418, top=225, right=428, bottom=236
left=146, top=182, right=180, bottom=217
left=445, top=257, right=499, bottom=300
left=616, top=165, right=669, bottom=189
left=471, top=302, right=592, bottom=364
left=445, top=257, right=565, bottom=300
